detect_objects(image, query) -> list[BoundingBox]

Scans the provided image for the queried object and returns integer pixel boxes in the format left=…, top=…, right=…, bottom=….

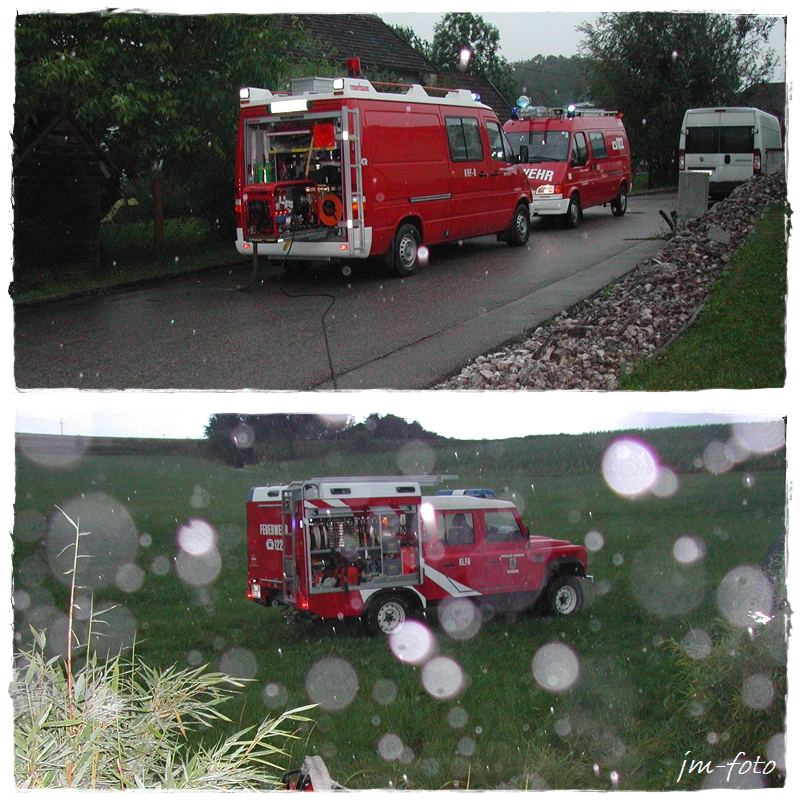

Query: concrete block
left=678, top=171, right=709, bottom=220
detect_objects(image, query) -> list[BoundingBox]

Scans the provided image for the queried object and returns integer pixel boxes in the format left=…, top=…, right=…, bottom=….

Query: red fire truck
left=235, top=72, right=532, bottom=278
left=246, top=476, right=591, bottom=634
left=504, top=102, right=631, bottom=229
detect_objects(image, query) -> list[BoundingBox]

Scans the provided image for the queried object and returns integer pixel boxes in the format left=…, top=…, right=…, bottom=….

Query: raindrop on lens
left=262, top=682, right=289, bottom=709
left=438, top=597, right=481, bottom=640
left=584, top=530, right=604, bottom=552
left=716, top=565, right=774, bottom=627
left=305, top=656, right=359, bottom=710
left=389, top=620, right=436, bottom=664
left=673, top=535, right=705, bottom=564
left=532, top=642, right=580, bottom=692
left=378, top=733, right=404, bottom=761
left=219, top=646, right=258, bottom=680
left=457, top=737, right=477, bottom=757
left=651, top=467, right=679, bottom=498
left=731, top=420, right=785, bottom=454
left=766, top=733, right=786, bottom=774
left=602, top=438, right=660, bottom=497
left=682, top=628, right=712, bottom=659
left=421, top=656, right=465, bottom=700
left=447, top=706, right=468, bottom=728
left=741, top=673, right=775, bottom=710
left=177, top=518, right=216, bottom=555
left=702, top=441, right=734, bottom=474
left=115, top=562, right=144, bottom=593
left=371, top=678, right=398, bottom=706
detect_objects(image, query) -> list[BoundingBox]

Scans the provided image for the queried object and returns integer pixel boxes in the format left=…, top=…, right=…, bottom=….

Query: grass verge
left=620, top=203, right=788, bottom=390
left=12, top=218, right=247, bottom=303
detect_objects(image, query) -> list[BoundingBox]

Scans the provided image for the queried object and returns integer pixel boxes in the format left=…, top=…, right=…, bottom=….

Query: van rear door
left=683, top=108, right=755, bottom=188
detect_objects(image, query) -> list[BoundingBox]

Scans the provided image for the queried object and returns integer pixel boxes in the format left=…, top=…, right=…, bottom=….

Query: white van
left=678, top=107, right=783, bottom=199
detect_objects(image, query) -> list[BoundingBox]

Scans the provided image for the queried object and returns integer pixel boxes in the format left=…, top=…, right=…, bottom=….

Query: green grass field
left=13, top=436, right=787, bottom=790
left=620, top=204, right=788, bottom=390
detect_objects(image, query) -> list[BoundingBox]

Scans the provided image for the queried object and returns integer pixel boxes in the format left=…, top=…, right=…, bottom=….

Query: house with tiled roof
left=280, top=14, right=437, bottom=85
left=280, top=14, right=513, bottom=122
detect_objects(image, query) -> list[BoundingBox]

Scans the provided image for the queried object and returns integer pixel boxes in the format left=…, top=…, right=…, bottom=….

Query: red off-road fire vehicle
left=246, top=476, right=591, bottom=634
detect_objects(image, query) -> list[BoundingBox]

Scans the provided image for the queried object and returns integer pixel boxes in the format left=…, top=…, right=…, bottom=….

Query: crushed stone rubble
left=433, top=170, right=787, bottom=390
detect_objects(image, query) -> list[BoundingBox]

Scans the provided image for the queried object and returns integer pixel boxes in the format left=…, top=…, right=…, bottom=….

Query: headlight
left=536, top=184, right=559, bottom=196
left=251, top=583, right=261, bottom=599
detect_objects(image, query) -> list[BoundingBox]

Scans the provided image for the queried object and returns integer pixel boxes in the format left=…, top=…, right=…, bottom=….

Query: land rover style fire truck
left=235, top=69, right=531, bottom=278
left=504, top=102, right=631, bottom=229
left=246, top=476, right=591, bottom=634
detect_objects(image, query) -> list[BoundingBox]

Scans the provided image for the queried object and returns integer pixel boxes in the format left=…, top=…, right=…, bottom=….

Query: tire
left=365, top=593, right=411, bottom=635
left=545, top=576, right=583, bottom=616
left=507, top=203, right=530, bottom=247
left=611, top=183, right=628, bottom=217
left=564, top=194, right=582, bottom=229
left=391, top=223, right=421, bottom=277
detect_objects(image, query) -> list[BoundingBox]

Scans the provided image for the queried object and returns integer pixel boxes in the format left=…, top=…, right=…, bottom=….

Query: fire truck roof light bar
left=305, top=474, right=459, bottom=486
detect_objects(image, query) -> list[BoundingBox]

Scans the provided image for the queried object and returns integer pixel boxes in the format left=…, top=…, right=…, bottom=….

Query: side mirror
left=517, top=145, right=529, bottom=164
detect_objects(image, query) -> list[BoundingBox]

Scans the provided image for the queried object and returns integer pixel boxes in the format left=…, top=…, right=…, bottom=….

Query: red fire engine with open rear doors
left=246, top=476, right=591, bottom=634
left=235, top=70, right=532, bottom=278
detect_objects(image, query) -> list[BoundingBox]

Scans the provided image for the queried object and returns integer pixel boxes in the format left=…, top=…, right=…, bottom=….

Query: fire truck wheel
left=365, top=593, right=411, bottom=635
left=611, top=183, right=628, bottom=217
left=546, top=576, right=583, bottom=616
left=392, top=223, right=421, bottom=277
left=507, top=203, right=531, bottom=247
left=565, top=194, right=582, bottom=229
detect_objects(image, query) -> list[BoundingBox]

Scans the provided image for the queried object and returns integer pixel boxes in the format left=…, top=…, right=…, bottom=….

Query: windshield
left=507, top=129, right=570, bottom=163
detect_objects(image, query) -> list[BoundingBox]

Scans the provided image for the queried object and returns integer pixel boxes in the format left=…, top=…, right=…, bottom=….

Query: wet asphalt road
left=14, top=193, right=674, bottom=390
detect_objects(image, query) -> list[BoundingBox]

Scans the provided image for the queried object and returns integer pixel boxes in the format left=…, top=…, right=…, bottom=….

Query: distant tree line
left=203, top=413, right=784, bottom=476
left=204, top=413, right=444, bottom=466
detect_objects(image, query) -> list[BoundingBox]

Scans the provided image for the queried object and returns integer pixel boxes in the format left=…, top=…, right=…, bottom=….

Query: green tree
left=14, top=13, right=319, bottom=254
left=429, top=12, right=516, bottom=102
left=512, top=55, right=589, bottom=109
left=578, top=13, right=778, bottom=187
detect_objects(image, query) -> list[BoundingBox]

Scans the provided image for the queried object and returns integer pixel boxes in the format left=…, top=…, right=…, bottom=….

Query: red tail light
left=753, top=149, right=762, bottom=175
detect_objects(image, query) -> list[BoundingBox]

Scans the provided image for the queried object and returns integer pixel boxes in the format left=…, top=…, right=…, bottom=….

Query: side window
left=572, top=131, right=589, bottom=166
left=588, top=131, right=608, bottom=160
left=484, top=511, right=525, bottom=543
left=446, top=117, right=484, bottom=162
left=486, top=120, right=512, bottom=162
left=439, top=512, right=475, bottom=546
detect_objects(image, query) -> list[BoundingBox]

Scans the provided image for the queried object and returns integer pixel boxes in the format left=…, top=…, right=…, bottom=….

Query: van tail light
left=678, top=151, right=685, bottom=171
left=753, top=149, right=762, bottom=175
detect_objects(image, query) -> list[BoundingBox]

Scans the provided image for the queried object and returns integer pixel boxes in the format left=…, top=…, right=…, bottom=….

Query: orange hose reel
left=318, top=193, right=343, bottom=226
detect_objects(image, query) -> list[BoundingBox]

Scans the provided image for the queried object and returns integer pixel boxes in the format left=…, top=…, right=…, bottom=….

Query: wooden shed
left=13, top=111, right=120, bottom=285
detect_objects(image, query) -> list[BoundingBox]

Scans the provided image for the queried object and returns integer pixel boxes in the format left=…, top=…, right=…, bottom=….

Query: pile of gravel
left=434, top=170, right=787, bottom=390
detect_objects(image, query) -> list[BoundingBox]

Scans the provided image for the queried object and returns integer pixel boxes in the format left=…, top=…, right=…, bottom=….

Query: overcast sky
left=379, top=10, right=786, bottom=80
left=14, top=390, right=786, bottom=441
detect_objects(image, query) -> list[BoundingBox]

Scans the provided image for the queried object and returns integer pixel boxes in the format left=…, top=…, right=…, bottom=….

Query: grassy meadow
left=13, top=431, right=787, bottom=790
